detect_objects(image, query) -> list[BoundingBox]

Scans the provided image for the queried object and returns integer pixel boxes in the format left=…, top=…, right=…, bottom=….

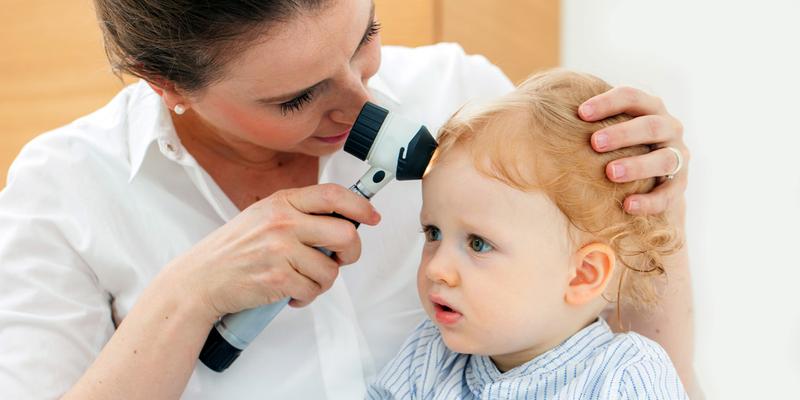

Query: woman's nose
left=424, top=249, right=460, bottom=287
left=328, top=74, right=371, bottom=125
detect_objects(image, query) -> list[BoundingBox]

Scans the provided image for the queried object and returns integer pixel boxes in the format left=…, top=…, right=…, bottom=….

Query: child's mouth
left=430, top=296, right=463, bottom=325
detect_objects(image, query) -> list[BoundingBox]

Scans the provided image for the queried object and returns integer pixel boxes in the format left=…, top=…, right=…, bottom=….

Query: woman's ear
left=565, top=242, right=616, bottom=305
left=146, top=80, right=191, bottom=114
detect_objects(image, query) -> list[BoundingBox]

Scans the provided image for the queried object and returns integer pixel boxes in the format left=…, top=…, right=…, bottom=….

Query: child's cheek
left=416, top=259, right=434, bottom=316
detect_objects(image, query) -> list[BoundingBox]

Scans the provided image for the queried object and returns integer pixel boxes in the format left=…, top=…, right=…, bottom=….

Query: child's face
left=418, top=147, right=576, bottom=367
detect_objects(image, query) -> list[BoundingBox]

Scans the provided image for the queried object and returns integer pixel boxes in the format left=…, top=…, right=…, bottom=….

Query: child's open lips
left=429, top=294, right=463, bottom=325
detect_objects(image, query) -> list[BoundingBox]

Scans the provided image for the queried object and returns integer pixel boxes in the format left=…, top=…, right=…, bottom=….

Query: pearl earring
left=173, top=104, right=186, bottom=115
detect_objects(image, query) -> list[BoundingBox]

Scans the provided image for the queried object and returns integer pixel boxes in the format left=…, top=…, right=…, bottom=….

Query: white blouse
left=0, top=43, right=513, bottom=399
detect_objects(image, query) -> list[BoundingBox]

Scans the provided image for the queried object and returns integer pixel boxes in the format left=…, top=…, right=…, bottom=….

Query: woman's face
left=181, top=0, right=381, bottom=157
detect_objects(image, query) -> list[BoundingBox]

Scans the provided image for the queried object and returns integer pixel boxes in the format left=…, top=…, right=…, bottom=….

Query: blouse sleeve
left=0, top=141, right=115, bottom=399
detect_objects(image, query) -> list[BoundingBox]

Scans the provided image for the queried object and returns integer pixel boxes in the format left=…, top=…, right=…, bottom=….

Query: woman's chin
left=291, top=141, right=345, bottom=157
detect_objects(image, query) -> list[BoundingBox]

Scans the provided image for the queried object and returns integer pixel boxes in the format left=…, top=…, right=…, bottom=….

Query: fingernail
left=611, top=164, right=626, bottom=180
left=594, top=132, right=608, bottom=151
left=372, top=211, right=382, bottom=224
left=628, top=199, right=640, bottom=212
left=580, top=104, right=594, bottom=119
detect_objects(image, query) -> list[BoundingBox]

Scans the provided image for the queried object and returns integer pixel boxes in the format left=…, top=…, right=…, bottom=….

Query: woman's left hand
left=579, top=86, right=689, bottom=215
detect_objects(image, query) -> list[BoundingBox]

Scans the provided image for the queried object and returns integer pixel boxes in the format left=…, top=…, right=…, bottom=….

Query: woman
left=0, top=0, right=696, bottom=398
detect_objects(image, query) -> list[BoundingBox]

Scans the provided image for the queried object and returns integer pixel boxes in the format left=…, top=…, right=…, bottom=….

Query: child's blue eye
left=469, top=235, right=493, bottom=253
left=422, top=226, right=441, bottom=242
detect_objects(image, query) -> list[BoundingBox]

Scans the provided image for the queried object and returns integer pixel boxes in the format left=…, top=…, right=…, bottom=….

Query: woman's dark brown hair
left=94, top=0, right=329, bottom=92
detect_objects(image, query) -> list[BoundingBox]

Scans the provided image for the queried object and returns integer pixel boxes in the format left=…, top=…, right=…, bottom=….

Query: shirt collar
left=466, top=318, right=615, bottom=391
left=127, top=80, right=182, bottom=182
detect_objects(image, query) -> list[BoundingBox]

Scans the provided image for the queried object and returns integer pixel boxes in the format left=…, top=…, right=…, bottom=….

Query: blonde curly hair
left=434, top=69, right=683, bottom=310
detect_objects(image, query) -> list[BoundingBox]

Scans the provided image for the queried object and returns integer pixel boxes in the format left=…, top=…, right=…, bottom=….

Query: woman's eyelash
left=280, top=90, right=315, bottom=115
left=278, top=21, right=379, bottom=116
left=361, top=20, right=381, bottom=46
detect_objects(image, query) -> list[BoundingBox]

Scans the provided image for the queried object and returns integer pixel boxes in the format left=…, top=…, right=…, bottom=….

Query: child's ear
left=565, top=243, right=616, bottom=305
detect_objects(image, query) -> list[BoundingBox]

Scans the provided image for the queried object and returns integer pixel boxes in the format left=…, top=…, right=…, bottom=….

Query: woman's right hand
left=164, top=183, right=382, bottom=322
left=64, top=183, right=380, bottom=400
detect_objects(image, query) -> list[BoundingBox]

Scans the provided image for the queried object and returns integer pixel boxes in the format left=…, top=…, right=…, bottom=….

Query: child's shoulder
left=601, top=329, right=678, bottom=372
left=606, top=330, right=672, bottom=360
left=584, top=330, right=688, bottom=399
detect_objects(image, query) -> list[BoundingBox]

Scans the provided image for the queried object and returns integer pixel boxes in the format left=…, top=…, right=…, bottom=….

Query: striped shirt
left=367, top=318, right=687, bottom=399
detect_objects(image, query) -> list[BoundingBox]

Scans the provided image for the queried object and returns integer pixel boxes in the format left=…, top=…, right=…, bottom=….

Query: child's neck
left=489, top=314, right=601, bottom=373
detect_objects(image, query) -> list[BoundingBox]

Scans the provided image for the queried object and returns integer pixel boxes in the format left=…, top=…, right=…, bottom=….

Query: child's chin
left=439, top=330, right=484, bottom=355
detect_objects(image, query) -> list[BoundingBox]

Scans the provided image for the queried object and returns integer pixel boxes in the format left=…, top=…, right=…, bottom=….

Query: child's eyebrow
left=418, top=207, right=432, bottom=223
left=455, top=217, right=495, bottom=237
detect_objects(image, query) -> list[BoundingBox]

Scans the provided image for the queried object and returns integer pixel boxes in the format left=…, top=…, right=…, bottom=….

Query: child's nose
left=424, top=249, right=460, bottom=287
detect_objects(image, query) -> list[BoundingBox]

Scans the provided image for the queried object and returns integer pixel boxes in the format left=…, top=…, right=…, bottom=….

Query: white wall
left=562, top=1, right=800, bottom=398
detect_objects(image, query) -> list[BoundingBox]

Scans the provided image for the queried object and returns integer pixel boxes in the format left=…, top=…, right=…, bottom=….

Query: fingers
left=293, top=213, right=363, bottom=265
left=199, top=184, right=381, bottom=315
left=281, top=184, right=371, bottom=265
left=263, top=184, right=369, bottom=306
left=581, top=86, right=690, bottom=216
left=283, top=244, right=341, bottom=307
left=284, top=184, right=381, bottom=226
left=622, top=175, right=687, bottom=215
left=591, top=114, right=683, bottom=152
left=579, top=86, right=668, bottom=122
left=605, top=146, right=688, bottom=215
left=605, top=146, right=687, bottom=183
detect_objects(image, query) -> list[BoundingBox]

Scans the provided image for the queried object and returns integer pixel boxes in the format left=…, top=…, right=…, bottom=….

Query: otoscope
left=199, top=102, right=438, bottom=372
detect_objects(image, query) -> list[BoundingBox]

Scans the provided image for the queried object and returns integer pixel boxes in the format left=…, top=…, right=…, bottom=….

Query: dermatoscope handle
left=199, top=184, right=371, bottom=372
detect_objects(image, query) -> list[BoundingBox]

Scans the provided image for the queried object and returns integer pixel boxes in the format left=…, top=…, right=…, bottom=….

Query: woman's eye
left=280, top=90, right=315, bottom=115
left=422, top=226, right=441, bottom=242
left=469, top=235, right=493, bottom=253
left=361, top=20, right=381, bottom=46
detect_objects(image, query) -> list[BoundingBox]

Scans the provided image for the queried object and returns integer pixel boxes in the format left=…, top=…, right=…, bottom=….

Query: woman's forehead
left=215, top=0, right=374, bottom=97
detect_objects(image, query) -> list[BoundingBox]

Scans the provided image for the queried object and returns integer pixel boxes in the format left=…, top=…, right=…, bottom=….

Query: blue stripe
left=366, top=318, right=687, bottom=399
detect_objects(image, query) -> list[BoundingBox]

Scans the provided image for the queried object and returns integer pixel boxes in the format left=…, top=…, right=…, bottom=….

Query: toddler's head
left=417, top=69, right=681, bottom=372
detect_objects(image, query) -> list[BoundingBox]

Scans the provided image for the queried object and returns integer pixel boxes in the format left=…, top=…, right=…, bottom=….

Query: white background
left=562, top=0, right=800, bottom=398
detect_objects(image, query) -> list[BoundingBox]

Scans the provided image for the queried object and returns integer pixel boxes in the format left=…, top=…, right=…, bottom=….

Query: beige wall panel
left=0, top=0, right=558, bottom=187
left=374, top=0, right=436, bottom=46
left=440, top=0, right=559, bottom=83
left=0, top=1, right=127, bottom=186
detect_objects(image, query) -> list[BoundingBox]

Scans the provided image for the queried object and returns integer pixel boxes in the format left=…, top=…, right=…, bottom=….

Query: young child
left=367, top=70, right=688, bottom=399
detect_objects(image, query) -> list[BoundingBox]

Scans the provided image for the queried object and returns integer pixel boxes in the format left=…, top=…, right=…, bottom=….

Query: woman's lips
left=315, top=129, right=350, bottom=144
left=430, top=294, right=463, bottom=325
